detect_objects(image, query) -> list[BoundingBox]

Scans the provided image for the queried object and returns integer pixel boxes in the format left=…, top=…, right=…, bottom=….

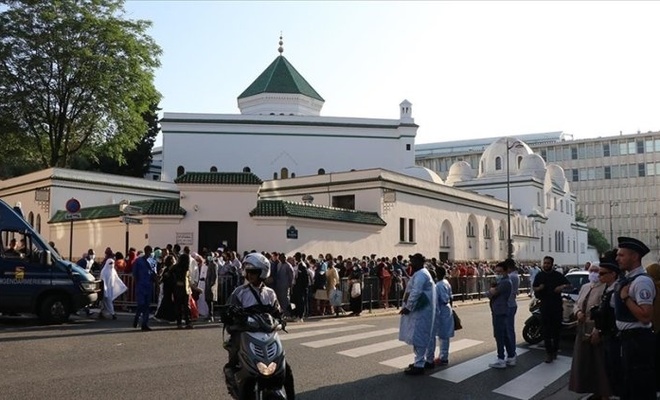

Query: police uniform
left=613, top=237, right=656, bottom=400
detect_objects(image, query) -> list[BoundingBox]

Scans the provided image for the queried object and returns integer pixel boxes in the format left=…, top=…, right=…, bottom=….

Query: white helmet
left=243, top=252, right=271, bottom=280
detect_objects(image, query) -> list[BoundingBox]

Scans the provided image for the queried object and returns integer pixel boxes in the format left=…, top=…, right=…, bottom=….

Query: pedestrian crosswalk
left=285, top=320, right=573, bottom=400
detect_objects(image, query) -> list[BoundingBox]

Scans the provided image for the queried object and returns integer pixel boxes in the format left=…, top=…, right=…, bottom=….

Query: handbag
left=350, top=282, right=362, bottom=298
left=329, top=289, right=343, bottom=307
left=452, top=309, right=463, bottom=330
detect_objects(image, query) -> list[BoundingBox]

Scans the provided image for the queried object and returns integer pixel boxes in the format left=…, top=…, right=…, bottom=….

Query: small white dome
left=478, top=137, right=533, bottom=178
left=402, top=166, right=445, bottom=184
left=519, top=153, right=547, bottom=179
left=546, top=164, right=567, bottom=189
left=446, top=161, right=475, bottom=185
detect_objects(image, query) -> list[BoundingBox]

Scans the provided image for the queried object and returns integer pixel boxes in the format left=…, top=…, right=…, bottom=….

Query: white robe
left=399, top=268, right=436, bottom=347
left=197, top=263, right=209, bottom=317
left=101, top=259, right=128, bottom=302
left=100, top=259, right=128, bottom=317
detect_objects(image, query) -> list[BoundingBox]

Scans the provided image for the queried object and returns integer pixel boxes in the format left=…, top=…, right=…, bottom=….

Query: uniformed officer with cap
left=613, top=236, right=656, bottom=400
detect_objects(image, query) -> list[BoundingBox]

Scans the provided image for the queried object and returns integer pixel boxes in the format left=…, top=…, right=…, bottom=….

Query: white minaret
left=399, top=99, right=413, bottom=123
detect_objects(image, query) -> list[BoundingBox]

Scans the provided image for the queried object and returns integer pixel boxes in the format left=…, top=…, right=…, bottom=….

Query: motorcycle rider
left=224, top=252, right=295, bottom=399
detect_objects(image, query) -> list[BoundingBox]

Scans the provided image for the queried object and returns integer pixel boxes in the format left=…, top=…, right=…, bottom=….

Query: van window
left=1, top=231, right=43, bottom=263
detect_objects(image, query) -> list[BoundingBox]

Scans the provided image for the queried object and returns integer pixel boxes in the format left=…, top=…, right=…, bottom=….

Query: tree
left=588, top=227, right=610, bottom=255
left=0, top=0, right=161, bottom=170
left=73, top=103, right=160, bottom=177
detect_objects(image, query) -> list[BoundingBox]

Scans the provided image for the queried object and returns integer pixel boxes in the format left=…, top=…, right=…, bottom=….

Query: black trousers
left=619, top=328, right=656, bottom=400
left=540, top=307, right=562, bottom=355
left=173, top=287, right=191, bottom=326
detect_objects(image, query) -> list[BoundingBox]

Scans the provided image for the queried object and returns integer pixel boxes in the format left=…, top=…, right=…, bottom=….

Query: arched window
left=176, top=165, right=185, bottom=177
left=210, top=166, right=218, bottom=172
left=495, top=156, right=502, bottom=170
left=318, top=168, right=325, bottom=175
left=517, top=155, right=523, bottom=168
left=273, top=172, right=278, bottom=179
left=243, top=166, right=251, bottom=173
left=291, top=173, right=296, bottom=178
left=281, top=167, right=289, bottom=179
left=36, top=214, right=41, bottom=234
left=28, top=211, right=34, bottom=227
left=466, top=221, right=475, bottom=237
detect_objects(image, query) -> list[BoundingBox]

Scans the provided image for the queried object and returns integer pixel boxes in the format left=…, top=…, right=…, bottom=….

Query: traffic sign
left=121, top=205, right=143, bottom=215
left=120, top=216, right=143, bottom=225
left=64, top=213, right=81, bottom=220
left=65, top=198, right=81, bottom=214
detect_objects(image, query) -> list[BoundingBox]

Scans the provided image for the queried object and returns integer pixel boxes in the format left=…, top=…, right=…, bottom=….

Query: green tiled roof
left=250, top=200, right=386, bottom=226
left=238, top=56, right=324, bottom=101
left=49, top=199, right=186, bottom=223
left=174, top=172, right=262, bottom=185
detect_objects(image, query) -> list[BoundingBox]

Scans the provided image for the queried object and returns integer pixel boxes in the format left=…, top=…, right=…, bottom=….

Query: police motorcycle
left=221, top=303, right=293, bottom=400
left=522, top=294, right=578, bottom=344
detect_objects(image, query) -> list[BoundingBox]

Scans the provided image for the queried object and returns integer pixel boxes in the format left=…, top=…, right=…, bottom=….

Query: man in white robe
left=100, top=257, right=127, bottom=319
left=399, top=253, right=436, bottom=375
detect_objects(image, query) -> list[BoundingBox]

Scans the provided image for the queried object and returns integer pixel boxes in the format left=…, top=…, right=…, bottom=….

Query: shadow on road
left=0, top=315, right=222, bottom=342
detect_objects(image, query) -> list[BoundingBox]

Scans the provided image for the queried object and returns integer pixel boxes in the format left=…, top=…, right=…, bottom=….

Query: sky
left=123, top=1, right=660, bottom=146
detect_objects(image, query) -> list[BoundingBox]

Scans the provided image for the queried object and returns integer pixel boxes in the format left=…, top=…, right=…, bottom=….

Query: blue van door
left=0, top=233, right=52, bottom=313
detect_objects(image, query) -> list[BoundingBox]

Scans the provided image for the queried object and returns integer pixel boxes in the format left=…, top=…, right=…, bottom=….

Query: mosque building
left=0, top=39, right=590, bottom=265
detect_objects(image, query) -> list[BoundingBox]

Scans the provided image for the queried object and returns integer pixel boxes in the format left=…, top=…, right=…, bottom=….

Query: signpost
left=65, top=198, right=81, bottom=261
left=120, top=202, right=143, bottom=255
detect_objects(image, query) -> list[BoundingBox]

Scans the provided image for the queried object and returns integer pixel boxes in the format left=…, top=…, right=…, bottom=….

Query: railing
left=105, top=273, right=532, bottom=314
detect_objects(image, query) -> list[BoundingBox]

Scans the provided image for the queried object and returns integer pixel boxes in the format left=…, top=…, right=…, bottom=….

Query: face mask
left=588, top=272, right=599, bottom=283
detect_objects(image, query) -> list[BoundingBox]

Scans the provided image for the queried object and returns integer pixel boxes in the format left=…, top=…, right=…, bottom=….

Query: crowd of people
left=76, top=237, right=658, bottom=398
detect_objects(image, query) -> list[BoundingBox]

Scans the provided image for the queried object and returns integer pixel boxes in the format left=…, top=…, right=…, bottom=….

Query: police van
left=0, top=199, right=101, bottom=323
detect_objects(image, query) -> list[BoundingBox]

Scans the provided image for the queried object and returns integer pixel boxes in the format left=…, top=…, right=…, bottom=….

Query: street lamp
left=608, top=201, right=618, bottom=248
left=506, top=138, right=524, bottom=260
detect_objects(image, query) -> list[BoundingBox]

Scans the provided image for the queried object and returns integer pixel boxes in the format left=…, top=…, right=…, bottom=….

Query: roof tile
left=249, top=200, right=386, bottom=226
left=174, top=172, right=262, bottom=185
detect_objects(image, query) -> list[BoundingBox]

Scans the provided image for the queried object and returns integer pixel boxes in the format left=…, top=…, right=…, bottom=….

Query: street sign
left=286, top=226, right=298, bottom=239
left=64, top=213, right=81, bottom=220
left=121, top=205, right=143, bottom=215
left=65, top=198, right=81, bottom=214
left=120, top=216, right=143, bottom=225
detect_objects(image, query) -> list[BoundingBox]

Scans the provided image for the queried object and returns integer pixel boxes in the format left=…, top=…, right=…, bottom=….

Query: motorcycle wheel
left=522, top=320, right=543, bottom=344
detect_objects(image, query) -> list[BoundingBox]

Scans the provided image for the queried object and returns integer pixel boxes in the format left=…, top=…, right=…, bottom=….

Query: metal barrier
left=104, top=272, right=532, bottom=314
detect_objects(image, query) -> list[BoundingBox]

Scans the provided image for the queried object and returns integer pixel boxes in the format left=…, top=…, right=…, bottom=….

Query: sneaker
left=506, top=356, right=517, bottom=366
left=488, top=359, right=507, bottom=369
left=424, top=361, right=435, bottom=370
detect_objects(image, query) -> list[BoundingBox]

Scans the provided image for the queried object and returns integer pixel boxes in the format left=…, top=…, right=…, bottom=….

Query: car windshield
left=564, top=274, right=589, bottom=295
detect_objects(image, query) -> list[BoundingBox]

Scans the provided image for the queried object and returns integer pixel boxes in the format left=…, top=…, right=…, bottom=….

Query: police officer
left=613, top=237, right=656, bottom=400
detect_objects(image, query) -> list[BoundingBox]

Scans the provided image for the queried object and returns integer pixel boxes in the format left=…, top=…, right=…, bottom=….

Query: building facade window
left=243, top=166, right=251, bottom=172
left=604, top=166, right=611, bottom=179
left=408, top=219, right=415, bottom=242
left=571, top=147, right=578, bottom=160
left=466, top=221, right=475, bottom=237
left=495, top=157, right=502, bottom=170
left=176, top=166, right=185, bottom=177
left=281, top=168, right=289, bottom=179
left=210, top=166, right=217, bottom=172
left=400, top=218, right=406, bottom=242
left=571, top=169, right=579, bottom=182
left=332, top=195, right=355, bottom=210
left=638, top=163, right=646, bottom=177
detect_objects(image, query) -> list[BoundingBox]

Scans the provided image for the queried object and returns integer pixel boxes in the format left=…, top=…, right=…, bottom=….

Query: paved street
left=0, top=298, right=582, bottom=400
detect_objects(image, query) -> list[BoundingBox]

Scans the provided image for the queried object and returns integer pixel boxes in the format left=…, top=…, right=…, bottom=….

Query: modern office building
left=416, top=131, right=660, bottom=262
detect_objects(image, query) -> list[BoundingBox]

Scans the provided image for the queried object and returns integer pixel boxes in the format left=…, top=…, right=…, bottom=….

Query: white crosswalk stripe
left=379, top=338, right=484, bottom=369
left=492, top=355, right=572, bottom=400
left=430, top=347, right=530, bottom=383
left=285, top=321, right=347, bottom=330
left=279, top=324, right=374, bottom=341
left=337, top=339, right=406, bottom=357
left=301, top=328, right=400, bottom=348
